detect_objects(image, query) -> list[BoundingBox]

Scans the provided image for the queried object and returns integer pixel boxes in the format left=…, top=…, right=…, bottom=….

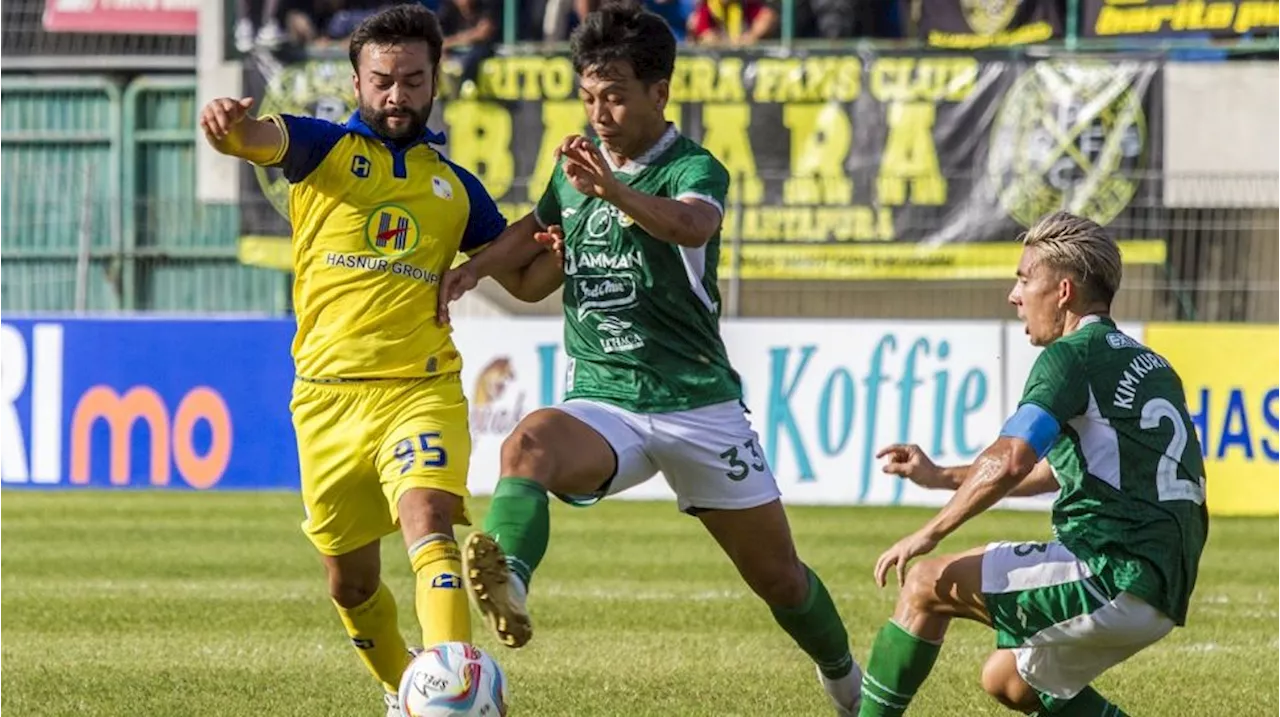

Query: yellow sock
left=333, top=581, right=411, bottom=694
left=409, top=533, right=471, bottom=646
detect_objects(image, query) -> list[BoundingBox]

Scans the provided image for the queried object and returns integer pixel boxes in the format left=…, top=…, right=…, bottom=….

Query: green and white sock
left=858, top=620, right=942, bottom=716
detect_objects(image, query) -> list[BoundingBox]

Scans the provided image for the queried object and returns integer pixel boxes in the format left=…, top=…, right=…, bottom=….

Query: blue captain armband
left=1000, top=404, right=1061, bottom=459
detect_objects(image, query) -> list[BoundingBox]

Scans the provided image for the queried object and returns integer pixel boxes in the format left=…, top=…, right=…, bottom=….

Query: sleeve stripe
left=1000, top=403, right=1061, bottom=459
left=252, top=114, right=289, bottom=167
left=676, top=191, right=724, bottom=216
left=532, top=206, right=551, bottom=229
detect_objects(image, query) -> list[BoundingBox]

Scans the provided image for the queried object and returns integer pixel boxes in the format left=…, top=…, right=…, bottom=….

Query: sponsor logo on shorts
left=352, top=638, right=375, bottom=649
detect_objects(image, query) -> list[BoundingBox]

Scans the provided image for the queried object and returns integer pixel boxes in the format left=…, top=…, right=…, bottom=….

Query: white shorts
left=981, top=540, right=1176, bottom=703
left=551, top=398, right=782, bottom=514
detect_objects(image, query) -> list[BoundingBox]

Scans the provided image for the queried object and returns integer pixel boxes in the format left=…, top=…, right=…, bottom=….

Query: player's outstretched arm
left=198, top=97, right=283, bottom=166
left=874, top=436, right=1041, bottom=587
left=877, top=443, right=1058, bottom=497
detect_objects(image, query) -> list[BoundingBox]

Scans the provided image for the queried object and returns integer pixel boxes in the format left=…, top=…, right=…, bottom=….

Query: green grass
left=2, top=491, right=1276, bottom=716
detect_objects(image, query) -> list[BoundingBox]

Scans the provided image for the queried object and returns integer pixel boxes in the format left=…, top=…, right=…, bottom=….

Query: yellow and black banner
left=911, top=0, right=1064, bottom=48
left=1082, top=0, right=1279, bottom=37
left=241, top=49, right=1165, bottom=280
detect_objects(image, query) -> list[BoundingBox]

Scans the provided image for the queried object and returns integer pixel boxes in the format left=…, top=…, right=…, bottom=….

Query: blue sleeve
left=262, top=114, right=348, bottom=183
left=444, top=158, right=508, bottom=254
left=999, top=404, right=1062, bottom=460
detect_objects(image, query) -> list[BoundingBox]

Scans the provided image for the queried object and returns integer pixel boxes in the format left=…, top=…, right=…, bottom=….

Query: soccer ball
left=398, top=642, right=508, bottom=717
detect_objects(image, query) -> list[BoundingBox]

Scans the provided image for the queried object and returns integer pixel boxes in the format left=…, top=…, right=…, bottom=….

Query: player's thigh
left=291, top=382, right=393, bottom=556
left=373, top=376, right=473, bottom=528
left=650, top=400, right=782, bottom=513
left=530, top=400, right=657, bottom=504
left=981, top=540, right=1174, bottom=702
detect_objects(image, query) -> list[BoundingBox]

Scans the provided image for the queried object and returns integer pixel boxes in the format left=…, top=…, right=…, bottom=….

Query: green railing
left=1, top=74, right=286, bottom=314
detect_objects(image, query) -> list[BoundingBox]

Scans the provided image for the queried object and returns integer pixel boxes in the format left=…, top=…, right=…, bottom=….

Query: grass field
left=2, top=491, right=1276, bottom=716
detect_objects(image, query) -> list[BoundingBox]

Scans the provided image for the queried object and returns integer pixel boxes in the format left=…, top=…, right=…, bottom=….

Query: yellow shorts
left=290, top=375, right=472, bottom=556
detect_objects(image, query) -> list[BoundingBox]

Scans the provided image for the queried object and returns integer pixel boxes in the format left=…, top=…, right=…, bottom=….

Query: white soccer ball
left=398, top=642, right=509, bottom=717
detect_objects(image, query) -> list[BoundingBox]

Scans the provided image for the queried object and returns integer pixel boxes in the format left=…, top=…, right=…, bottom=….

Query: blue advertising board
left=1, top=318, right=299, bottom=490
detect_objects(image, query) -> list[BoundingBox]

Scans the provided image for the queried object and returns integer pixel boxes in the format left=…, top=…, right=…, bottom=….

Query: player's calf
left=398, top=489, right=471, bottom=648
left=323, top=543, right=413, bottom=695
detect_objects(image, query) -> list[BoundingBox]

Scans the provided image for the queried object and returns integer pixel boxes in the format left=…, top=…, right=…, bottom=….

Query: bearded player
left=199, top=5, right=560, bottom=715
left=435, top=2, right=862, bottom=714
left=860, top=212, right=1209, bottom=716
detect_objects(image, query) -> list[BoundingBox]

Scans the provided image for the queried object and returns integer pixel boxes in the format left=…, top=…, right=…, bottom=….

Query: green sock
left=481, top=477, right=549, bottom=588
left=1037, top=686, right=1129, bottom=716
left=769, top=566, right=854, bottom=679
left=858, top=620, right=942, bottom=717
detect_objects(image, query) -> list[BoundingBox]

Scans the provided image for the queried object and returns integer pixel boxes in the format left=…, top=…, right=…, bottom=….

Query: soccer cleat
left=462, top=531, right=532, bottom=648
left=384, top=691, right=402, bottom=717
left=817, top=662, right=863, bottom=717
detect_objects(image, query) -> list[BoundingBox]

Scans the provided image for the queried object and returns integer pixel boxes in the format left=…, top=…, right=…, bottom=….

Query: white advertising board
left=454, top=318, right=1072, bottom=511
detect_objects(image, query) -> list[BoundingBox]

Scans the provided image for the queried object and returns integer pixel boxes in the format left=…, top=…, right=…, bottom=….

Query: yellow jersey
left=259, top=112, right=506, bottom=380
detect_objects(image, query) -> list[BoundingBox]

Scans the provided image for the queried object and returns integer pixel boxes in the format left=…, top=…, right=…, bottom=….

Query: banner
left=911, top=0, right=1063, bottom=48
left=7, top=316, right=1271, bottom=517
left=239, top=49, right=1166, bottom=280
left=1, top=316, right=1049, bottom=511
left=42, top=0, right=199, bottom=34
left=1, top=319, right=297, bottom=490
left=1144, top=324, right=1279, bottom=517
left=1081, top=0, right=1279, bottom=38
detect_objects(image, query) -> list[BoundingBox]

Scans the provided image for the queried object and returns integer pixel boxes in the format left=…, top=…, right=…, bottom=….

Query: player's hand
left=199, top=97, right=255, bottom=142
left=874, top=530, right=939, bottom=589
left=534, top=224, right=565, bottom=266
left=436, top=262, right=479, bottom=326
left=557, top=135, right=620, bottom=201
left=876, top=443, right=949, bottom=490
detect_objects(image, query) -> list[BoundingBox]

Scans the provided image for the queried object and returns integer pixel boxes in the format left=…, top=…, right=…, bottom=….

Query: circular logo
left=364, top=203, right=421, bottom=256
left=962, top=0, right=1017, bottom=35
left=987, top=61, right=1148, bottom=228
left=253, top=60, right=356, bottom=220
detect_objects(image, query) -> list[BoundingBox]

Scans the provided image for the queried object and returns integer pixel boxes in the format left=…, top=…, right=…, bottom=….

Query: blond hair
left=1020, top=211, right=1123, bottom=304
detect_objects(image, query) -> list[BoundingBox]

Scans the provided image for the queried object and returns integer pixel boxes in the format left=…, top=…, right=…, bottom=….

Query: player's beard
left=359, top=99, right=432, bottom=141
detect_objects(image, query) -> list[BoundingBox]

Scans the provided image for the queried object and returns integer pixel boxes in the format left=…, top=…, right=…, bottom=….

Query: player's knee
left=500, top=417, right=558, bottom=480
left=981, top=653, right=1039, bottom=713
left=900, top=557, right=947, bottom=614
left=747, top=554, right=808, bottom=608
left=327, top=568, right=380, bottom=608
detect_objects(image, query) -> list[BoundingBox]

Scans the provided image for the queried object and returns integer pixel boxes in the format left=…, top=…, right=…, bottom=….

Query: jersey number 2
left=1140, top=398, right=1206, bottom=505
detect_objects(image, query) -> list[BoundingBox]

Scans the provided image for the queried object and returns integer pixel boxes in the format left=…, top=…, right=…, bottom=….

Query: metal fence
left=2, top=75, right=1276, bottom=323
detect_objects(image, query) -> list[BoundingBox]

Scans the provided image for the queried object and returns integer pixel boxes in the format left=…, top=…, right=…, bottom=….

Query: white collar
left=603, top=123, right=679, bottom=175
left=1078, top=314, right=1105, bottom=327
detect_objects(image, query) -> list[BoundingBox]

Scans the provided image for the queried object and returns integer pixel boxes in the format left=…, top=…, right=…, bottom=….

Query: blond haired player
left=199, top=6, right=559, bottom=714
left=860, top=212, right=1209, bottom=717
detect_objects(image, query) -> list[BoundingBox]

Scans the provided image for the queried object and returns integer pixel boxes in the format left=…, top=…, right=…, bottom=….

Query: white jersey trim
left=675, top=191, right=725, bottom=217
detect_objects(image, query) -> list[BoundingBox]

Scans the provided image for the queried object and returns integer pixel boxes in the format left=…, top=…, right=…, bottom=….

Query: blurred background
left=2, top=0, right=1276, bottom=322
left=1, top=1, right=1276, bottom=512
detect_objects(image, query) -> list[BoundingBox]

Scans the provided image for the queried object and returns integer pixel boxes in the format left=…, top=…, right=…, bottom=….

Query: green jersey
left=535, top=126, right=742, bottom=413
left=1020, top=315, right=1209, bottom=625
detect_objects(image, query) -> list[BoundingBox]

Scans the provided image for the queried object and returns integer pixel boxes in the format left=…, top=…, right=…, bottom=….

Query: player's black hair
left=570, top=0, right=677, bottom=85
left=348, top=4, right=444, bottom=72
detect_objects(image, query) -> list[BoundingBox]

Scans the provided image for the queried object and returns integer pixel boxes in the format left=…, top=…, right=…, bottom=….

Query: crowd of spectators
left=234, top=0, right=903, bottom=58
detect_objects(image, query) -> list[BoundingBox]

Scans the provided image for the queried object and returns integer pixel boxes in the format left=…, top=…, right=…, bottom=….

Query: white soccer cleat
left=463, top=531, right=532, bottom=648
left=383, top=691, right=402, bottom=717
left=818, top=662, right=863, bottom=717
